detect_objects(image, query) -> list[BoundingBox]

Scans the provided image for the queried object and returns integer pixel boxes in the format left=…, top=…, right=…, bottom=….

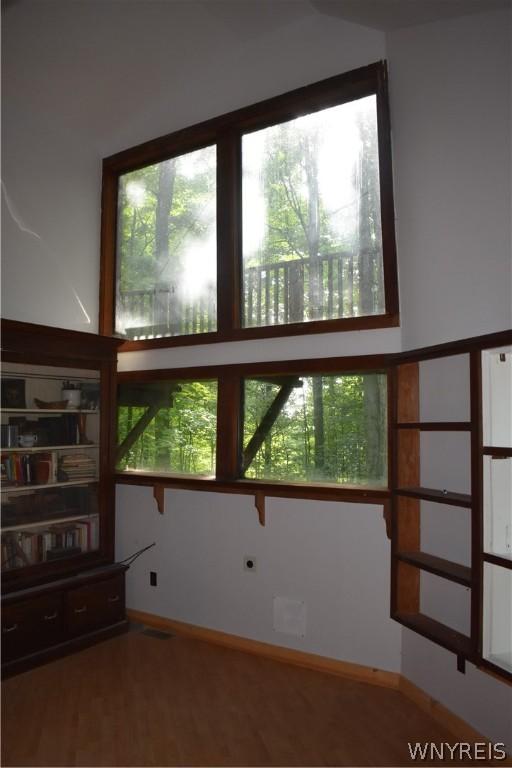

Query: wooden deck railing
left=119, top=251, right=380, bottom=338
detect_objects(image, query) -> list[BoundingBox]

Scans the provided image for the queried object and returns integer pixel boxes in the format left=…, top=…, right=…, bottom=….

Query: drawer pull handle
left=44, top=612, right=58, bottom=621
left=108, top=595, right=120, bottom=603
left=74, top=606, right=87, bottom=614
left=3, top=624, right=18, bottom=633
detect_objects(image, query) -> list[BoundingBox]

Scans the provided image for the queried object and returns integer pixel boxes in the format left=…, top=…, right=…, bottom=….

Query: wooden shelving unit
left=1, top=319, right=127, bottom=677
left=391, top=330, right=512, bottom=682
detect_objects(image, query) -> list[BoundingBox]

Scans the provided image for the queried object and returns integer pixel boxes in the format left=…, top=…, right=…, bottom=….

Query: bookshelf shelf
left=2, top=512, right=99, bottom=533
left=1, top=444, right=99, bottom=454
left=396, top=551, right=472, bottom=587
left=2, top=408, right=98, bottom=414
left=396, top=421, right=471, bottom=431
left=2, top=478, right=98, bottom=494
left=394, top=611, right=472, bottom=657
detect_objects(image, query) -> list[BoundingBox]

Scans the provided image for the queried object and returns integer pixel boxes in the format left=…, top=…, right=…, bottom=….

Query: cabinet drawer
left=66, top=574, right=125, bottom=636
left=2, top=594, right=65, bottom=662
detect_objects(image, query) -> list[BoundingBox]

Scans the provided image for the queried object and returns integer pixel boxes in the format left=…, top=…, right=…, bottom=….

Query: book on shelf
left=1, top=451, right=59, bottom=487
left=1, top=516, right=99, bottom=571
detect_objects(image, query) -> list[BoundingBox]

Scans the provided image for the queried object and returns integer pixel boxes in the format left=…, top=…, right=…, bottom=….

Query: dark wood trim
left=114, top=472, right=389, bottom=505
left=483, top=552, right=512, bottom=570
left=396, top=487, right=471, bottom=508
left=376, top=62, right=399, bottom=322
left=116, top=313, right=399, bottom=352
left=469, top=350, right=483, bottom=655
left=482, top=446, right=512, bottom=457
left=392, top=329, right=512, bottom=365
left=394, top=612, right=472, bottom=659
left=396, top=551, right=472, bottom=587
left=397, top=421, right=471, bottom=431
left=215, top=374, right=241, bottom=481
left=1, top=319, right=122, bottom=363
left=99, top=169, right=119, bottom=337
left=217, top=132, right=241, bottom=334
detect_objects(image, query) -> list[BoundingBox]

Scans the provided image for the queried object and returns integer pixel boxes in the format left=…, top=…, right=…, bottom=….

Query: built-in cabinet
left=391, top=331, right=512, bottom=682
left=1, top=320, right=127, bottom=676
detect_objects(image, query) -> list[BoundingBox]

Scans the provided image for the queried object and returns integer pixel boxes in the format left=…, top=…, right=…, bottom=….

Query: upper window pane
left=242, top=96, right=384, bottom=327
left=116, top=145, right=217, bottom=340
left=243, top=372, right=387, bottom=486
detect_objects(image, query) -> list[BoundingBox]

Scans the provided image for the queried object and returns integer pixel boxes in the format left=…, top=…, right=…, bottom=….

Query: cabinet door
left=66, top=574, right=125, bottom=636
left=1, top=593, right=65, bottom=662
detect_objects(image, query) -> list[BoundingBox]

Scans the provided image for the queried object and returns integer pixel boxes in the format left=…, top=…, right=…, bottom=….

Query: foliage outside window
left=243, top=373, right=387, bottom=486
left=102, top=62, right=398, bottom=347
left=116, top=146, right=216, bottom=340
left=117, top=380, right=217, bottom=476
left=242, top=96, right=383, bottom=328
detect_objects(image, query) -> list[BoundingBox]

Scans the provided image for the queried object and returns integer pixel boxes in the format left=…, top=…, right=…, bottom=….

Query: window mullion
left=217, top=132, right=242, bottom=334
left=216, top=373, right=242, bottom=481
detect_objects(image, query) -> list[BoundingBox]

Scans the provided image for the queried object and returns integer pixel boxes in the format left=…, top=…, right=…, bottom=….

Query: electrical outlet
left=150, top=571, right=157, bottom=586
left=244, top=556, right=257, bottom=572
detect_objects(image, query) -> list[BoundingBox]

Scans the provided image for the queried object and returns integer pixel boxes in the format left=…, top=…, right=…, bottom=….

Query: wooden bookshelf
left=1, top=319, right=127, bottom=676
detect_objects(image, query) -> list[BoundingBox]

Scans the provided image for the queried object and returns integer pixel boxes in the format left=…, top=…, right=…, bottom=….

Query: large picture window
left=242, top=97, right=384, bottom=328
left=101, top=62, right=398, bottom=349
left=243, top=373, right=387, bottom=485
left=115, top=359, right=389, bottom=498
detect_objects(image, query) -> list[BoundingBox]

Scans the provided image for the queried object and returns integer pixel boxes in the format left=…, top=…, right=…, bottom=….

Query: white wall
left=3, top=0, right=512, bottom=748
left=388, top=9, right=512, bottom=746
left=116, top=487, right=401, bottom=671
left=388, top=10, right=512, bottom=349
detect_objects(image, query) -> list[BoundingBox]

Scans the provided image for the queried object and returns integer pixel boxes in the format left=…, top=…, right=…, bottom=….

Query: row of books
left=59, top=453, right=96, bottom=480
left=1, top=451, right=58, bottom=486
left=1, top=516, right=99, bottom=571
left=1, top=451, right=96, bottom=487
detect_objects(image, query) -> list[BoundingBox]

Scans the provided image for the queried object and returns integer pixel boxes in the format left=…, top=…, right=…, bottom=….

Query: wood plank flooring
left=0, top=629, right=495, bottom=766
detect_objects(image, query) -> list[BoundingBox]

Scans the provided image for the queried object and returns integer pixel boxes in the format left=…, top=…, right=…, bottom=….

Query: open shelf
left=2, top=513, right=99, bottom=533
left=2, top=479, right=98, bottom=494
left=394, top=611, right=472, bottom=657
left=397, top=551, right=472, bottom=587
left=1, top=444, right=99, bottom=454
left=483, top=446, right=512, bottom=457
left=395, top=486, right=471, bottom=508
left=2, top=408, right=98, bottom=415
left=397, top=421, right=471, bottom=431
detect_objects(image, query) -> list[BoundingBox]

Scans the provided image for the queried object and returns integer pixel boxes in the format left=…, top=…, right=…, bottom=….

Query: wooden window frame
left=115, top=354, right=392, bottom=506
left=100, top=61, right=399, bottom=350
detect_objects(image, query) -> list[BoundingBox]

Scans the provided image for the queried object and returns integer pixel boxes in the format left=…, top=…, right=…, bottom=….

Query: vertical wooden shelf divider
left=392, top=362, right=420, bottom=616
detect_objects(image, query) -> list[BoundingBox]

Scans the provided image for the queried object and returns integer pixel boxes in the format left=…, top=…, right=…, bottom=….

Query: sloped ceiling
left=311, top=0, right=511, bottom=30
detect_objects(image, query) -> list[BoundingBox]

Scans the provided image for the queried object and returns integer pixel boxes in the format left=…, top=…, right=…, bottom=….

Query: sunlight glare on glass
left=125, top=181, right=147, bottom=209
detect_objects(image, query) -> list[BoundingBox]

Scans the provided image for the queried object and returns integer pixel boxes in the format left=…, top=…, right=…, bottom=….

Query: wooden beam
left=242, top=377, right=300, bottom=473
left=115, top=403, right=162, bottom=463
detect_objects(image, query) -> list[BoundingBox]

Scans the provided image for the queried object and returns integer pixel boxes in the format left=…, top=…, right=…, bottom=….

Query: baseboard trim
left=127, top=608, right=400, bottom=689
left=127, top=608, right=507, bottom=754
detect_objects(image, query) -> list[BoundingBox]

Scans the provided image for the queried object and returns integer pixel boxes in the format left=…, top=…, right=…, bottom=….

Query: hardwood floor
left=0, top=629, right=496, bottom=766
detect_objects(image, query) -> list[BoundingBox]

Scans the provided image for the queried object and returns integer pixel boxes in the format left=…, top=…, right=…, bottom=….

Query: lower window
left=117, top=379, right=218, bottom=476
left=242, top=373, right=387, bottom=486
